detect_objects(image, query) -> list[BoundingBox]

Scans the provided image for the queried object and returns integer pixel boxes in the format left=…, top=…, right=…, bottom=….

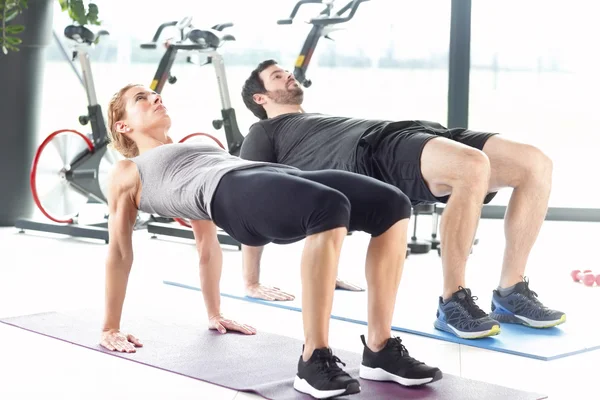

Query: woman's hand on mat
left=335, top=278, right=365, bottom=292
left=245, top=284, right=295, bottom=301
left=209, top=314, right=257, bottom=335
left=100, top=329, right=143, bottom=353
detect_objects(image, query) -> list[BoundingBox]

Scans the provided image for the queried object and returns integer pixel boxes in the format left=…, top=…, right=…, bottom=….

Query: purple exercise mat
left=0, top=311, right=547, bottom=400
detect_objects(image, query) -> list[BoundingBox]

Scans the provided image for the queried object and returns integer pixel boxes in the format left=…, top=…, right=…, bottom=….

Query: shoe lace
left=457, top=286, right=487, bottom=318
left=315, top=352, right=350, bottom=380
left=389, top=337, right=424, bottom=366
left=519, top=277, right=546, bottom=308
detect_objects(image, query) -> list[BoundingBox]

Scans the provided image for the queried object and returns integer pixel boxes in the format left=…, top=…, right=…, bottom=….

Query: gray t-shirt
left=130, top=142, right=289, bottom=220
left=239, top=113, right=392, bottom=171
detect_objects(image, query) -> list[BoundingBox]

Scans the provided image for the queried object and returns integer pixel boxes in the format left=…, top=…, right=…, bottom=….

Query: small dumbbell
left=571, top=269, right=597, bottom=287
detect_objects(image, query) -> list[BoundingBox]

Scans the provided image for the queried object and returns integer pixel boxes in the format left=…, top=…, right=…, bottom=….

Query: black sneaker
left=359, top=335, right=442, bottom=386
left=294, top=347, right=360, bottom=399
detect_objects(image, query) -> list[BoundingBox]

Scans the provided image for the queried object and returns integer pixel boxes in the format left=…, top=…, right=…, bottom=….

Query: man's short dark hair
left=241, top=59, right=278, bottom=120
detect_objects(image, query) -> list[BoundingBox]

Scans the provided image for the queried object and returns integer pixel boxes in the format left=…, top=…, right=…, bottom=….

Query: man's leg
left=418, top=137, right=501, bottom=339
left=481, top=136, right=565, bottom=328
left=481, top=136, right=553, bottom=287
left=420, top=138, right=491, bottom=298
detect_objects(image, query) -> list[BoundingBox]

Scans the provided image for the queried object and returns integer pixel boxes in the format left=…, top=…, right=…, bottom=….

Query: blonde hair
left=107, top=83, right=143, bottom=158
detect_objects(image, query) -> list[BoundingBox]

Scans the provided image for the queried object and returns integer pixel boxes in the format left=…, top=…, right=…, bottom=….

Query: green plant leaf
left=58, top=0, right=69, bottom=12
left=5, top=36, right=22, bottom=45
left=86, top=3, right=100, bottom=25
left=70, top=0, right=87, bottom=25
left=5, top=24, right=25, bottom=34
left=4, top=8, right=22, bottom=22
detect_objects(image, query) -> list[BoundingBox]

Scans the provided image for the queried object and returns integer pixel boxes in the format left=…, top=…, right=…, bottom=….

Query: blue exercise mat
left=163, top=279, right=600, bottom=361
left=0, top=310, right=547, bottom=400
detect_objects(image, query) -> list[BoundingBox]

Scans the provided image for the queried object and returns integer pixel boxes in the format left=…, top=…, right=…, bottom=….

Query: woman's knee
left=385, top=187, right=412, bottom=222
left=359, top=185, right=411, bottom=236
left=305, top=187, right=351, bottom=235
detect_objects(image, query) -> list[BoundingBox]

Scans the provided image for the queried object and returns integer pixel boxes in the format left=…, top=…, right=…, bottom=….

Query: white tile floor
left=0, top=216, right=598, bottom=400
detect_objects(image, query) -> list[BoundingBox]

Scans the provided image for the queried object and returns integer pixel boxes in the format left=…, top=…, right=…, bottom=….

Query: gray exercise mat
left=0, top=311, right=547, bottom=400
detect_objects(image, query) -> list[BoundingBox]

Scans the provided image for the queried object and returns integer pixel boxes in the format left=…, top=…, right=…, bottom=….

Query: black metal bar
left=15, top=218, right=109, bottom=243
left=147, top=222, right=241, bottom=249
left=150, top=45, right=179, bottom=94
left=480, top=206, right=600, bottom=222
left=447, top=0, right=471, bottom=128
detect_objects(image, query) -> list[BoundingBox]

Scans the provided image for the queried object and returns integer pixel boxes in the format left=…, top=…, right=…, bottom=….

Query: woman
left=99, top=83, right=440, bottom=399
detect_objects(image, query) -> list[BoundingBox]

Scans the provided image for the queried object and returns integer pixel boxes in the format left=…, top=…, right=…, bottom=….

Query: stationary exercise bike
left=142, top=16, right=244, bottom=156
left=16, top=25, right=119, bottom=243
left=137, top=17, right=244, bottom=249
left=278, top=0, right=370, bottom=88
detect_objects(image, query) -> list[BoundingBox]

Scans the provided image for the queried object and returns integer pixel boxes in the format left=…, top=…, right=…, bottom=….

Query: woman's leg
left=211, top=167, right=359, bottom=397
left=292, top=169, right=441, bottom=386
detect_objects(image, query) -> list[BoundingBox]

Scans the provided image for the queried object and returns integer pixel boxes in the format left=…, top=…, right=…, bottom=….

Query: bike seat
left=187, top=28, right=235, bottom=49
left=212, top=22, right=234, bottom=31
left=64, top=25, right=109, bottom=45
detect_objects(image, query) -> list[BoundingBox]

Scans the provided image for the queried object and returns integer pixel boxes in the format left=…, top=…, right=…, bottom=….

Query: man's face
left=257, top=64, right=304, bottom=106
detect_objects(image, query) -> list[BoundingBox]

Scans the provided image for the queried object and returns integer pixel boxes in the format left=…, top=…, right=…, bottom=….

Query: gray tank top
left=130, top=142, right=291, bottom=220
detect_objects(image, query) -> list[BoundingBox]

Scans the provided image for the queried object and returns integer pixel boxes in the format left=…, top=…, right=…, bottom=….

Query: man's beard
left=266, top=86, right=304, bottom=105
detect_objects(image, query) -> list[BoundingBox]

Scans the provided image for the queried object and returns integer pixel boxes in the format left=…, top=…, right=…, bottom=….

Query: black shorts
left=356, top=120, right=499, bottom=206
left=210, top=167, right=411, bottom=247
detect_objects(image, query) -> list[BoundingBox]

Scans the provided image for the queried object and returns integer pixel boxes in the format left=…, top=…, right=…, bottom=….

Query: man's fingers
left=263, top=288, right=295, bottom=301
left=348, top=283, right=364, bottom=291
left=253, top=289, right=275, bottom=301
left=337, top=280, right=364, bottom=291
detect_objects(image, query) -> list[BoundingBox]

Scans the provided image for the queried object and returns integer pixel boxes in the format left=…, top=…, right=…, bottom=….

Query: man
left=239, top=59, right=566, bottom=340
left=99, top=83, right=442, bottom=399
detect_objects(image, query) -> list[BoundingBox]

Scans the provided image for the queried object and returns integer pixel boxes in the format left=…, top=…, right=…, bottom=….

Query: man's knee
left=452, top=148, right=491, bottom=188
left=521, top=145, right=553, bottom=185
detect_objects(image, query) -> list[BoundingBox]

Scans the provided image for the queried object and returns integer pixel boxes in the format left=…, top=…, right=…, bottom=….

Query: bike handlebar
left=277, top=0, right=323, bottom=24
left=311, top=0, right=369, bottom=25
left=141, top=17, right=234, bottom=50
left=278, top=0, right=369, bottom=26
left=140, top=16, right=195, bottom=49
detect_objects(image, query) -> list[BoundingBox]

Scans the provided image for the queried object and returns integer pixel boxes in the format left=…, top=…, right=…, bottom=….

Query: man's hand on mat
left=245, top=284, right=295, bottom=301
left=335, top=278, right=365, bottom=292
left=209, top=314, right=257, bottom=335
left=100, top=329, right=143, bottom=353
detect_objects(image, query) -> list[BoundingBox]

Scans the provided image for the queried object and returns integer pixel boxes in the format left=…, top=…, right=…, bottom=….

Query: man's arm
left=101, top=161, right=143, bottom=352
left=242, top=244, right=264, bottom=288
left=190, top=220, right=256, bottom=335
left=239, top=124, right=277, bottom=163
left=242, top=244, right=295, bottom=301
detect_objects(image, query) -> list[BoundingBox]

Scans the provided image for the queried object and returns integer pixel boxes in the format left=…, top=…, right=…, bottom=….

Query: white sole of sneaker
left=434, top=319, right=501, bottom=339
left=293, top=376, right=350, bottom=399
left=491, top=312, right=567, bottom=328
left=359, top=365, right=439, bottom=386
